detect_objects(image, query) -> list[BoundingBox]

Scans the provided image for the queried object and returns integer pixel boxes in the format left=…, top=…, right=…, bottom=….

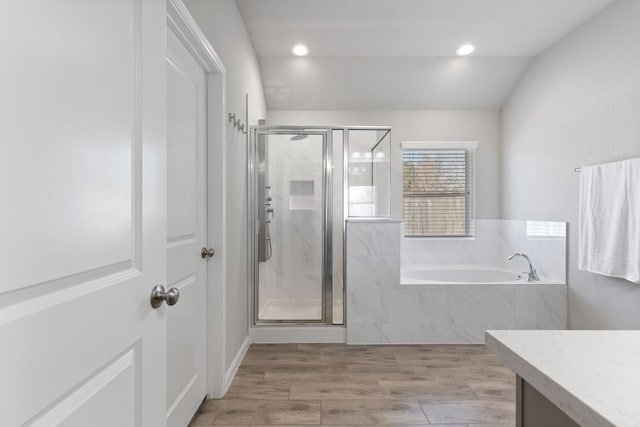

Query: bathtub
left=347, top=264, right=567, bottom=344
left=345, top=220, right=567, bottom=345
left=402, top=267, right=528, bottom=285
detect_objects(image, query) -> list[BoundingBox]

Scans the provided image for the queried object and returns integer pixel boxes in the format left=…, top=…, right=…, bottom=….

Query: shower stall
left=248, top=125, right=391, bottom=326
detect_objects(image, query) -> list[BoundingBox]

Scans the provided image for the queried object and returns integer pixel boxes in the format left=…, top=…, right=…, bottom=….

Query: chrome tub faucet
left=508, top=253, right=540, bottom=282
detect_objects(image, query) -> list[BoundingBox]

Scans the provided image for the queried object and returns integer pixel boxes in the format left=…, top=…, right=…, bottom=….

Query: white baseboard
left=221, top=328, right=346, bottom=393
left=250, top=326, right=346, bottom=343
left=222, top=336, right=250, bottom=395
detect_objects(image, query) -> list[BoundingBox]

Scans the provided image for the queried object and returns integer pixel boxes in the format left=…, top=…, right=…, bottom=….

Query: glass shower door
left=254, top=131, right=331, bottom=322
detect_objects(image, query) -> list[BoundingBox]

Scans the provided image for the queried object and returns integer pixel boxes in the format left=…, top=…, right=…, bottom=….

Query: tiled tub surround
left=346, top=219, right=567, bottom=344
left=402, top=219, right=567, bottom=283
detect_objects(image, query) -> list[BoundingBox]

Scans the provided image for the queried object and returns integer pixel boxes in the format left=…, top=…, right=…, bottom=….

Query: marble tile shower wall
left=259, top=132, right=346, bottom=319
left=260, top=135, right=324, bottom=308
left=346, top=220, right=567, bottom=344
left=402, top=221, right=500, bottom=268
left=498, top=220, right=567, bottom=283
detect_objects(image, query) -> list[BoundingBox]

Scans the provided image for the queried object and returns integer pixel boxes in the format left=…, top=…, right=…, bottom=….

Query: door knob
left=150, top=285, right=180, bottom=309
left=201, top=247, right=215, bottom=259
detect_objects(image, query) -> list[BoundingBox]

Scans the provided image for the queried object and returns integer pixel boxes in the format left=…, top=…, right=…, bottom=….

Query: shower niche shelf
left=289, top=180, right=315, bottom=210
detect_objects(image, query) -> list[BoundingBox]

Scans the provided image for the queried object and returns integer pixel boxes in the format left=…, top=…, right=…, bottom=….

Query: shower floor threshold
left=258, top=298, right=343, bottom=323
left=259, top=298, right=321, bottom=320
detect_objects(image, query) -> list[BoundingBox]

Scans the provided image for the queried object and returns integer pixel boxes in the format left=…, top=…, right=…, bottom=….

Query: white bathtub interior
left=402, top=267, right=530, bottom=284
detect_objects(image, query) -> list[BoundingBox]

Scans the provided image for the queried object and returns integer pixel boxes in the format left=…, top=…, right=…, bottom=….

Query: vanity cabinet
left=516, top=375, right=579, bottom=427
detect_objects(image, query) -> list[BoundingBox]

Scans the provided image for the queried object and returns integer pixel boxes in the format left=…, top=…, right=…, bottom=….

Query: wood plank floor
left=188, top=343, right=516, bottom=426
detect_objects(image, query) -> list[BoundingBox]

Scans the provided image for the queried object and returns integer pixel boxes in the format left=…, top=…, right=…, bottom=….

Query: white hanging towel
left=578, top=158, right=640, bottom=284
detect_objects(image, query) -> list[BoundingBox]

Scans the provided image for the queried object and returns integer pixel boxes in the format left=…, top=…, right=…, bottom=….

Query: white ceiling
left=236, top=0, right=615, bottom=110
left=261, top=57, right=532, bottom=110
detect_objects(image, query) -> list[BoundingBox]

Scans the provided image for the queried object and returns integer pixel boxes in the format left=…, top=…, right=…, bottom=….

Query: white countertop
left=486, top=330, right=640, bottom=427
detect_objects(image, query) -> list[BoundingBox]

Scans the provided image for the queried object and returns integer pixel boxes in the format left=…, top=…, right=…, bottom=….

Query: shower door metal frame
left=249, top=128, right=334, bottom=325
left=248, top=125, right=392, bottom=327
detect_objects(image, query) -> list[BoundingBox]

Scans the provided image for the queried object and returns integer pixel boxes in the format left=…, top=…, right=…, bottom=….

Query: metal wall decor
left=228, top=93, right=250, bottom=134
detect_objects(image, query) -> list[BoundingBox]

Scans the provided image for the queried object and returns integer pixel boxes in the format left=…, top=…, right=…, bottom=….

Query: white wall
left=184, top=0, right=266, bottom=370
left=501, top=0, right=640, bottom=329
left=268, top=110, right=501, bottom=220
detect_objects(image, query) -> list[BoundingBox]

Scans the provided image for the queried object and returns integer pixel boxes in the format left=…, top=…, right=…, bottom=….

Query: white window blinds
left=402, top=141, right=477, bottom=237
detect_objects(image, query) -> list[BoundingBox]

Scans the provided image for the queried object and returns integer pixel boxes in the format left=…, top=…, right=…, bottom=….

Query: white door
left=166, top=28, right=208, bottom=427
left=0, top=2, right=167, bottom=427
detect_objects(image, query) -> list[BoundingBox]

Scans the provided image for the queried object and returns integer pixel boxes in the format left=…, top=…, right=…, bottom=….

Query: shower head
left=290, top=134, right=308, bottom=141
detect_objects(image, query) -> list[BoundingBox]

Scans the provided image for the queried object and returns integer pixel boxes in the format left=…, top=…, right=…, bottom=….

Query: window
left=526, top=221, right=566, bottom=239
left=402, top=141, right=477, bottom=237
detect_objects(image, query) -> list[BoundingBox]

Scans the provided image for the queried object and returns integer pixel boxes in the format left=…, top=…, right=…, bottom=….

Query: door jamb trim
left=167, top=0, right=227, bottom=398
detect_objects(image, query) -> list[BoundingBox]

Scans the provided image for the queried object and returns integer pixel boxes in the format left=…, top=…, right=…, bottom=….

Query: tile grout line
left=418, top=399, right=432, bottom=424
left=225, top=344, right=514, bottom=426
left=213, top=398, right=223, bottom=426
left=208, top=405, right=217, bottom=427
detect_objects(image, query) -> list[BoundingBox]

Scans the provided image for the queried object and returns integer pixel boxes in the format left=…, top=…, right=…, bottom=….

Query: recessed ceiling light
left=456, top=44, right=475, bottom=56
left=292, top=44, right=309, bottom=56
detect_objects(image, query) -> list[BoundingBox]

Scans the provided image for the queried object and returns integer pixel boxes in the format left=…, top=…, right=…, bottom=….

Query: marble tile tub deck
left=188, top=343, right=516, bottom=426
